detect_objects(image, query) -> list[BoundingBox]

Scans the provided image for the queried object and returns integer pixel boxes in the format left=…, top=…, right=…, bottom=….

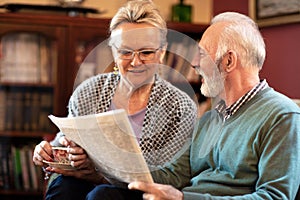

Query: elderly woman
left=32, top=0, right=197, bottom=199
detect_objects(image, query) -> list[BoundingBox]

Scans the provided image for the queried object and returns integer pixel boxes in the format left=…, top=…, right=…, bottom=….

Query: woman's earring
left=113, top=64, right=119, bottom=75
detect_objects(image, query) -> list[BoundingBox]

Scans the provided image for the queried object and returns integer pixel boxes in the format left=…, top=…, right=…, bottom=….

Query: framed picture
left=249, top=0, right=300, bottom=27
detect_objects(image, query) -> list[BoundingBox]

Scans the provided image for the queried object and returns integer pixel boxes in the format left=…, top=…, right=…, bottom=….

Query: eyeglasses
left=114, top=46, right=160, bottom=61
left=192, top=65, right=201, bottom=74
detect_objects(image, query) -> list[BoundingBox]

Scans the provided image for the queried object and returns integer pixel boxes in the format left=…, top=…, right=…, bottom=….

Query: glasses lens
left=139, top=50, right=157, bottom=61
left=118, top=49, right=133, bottom=60
left=117, top=48, right=159, bottom=61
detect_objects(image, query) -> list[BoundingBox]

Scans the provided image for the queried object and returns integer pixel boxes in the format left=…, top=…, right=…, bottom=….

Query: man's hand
left=128, top=181, right=183, bottom=200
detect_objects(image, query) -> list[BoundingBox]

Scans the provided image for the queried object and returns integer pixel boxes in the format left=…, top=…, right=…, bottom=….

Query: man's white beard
left=200, top=69, right=225, bottom=98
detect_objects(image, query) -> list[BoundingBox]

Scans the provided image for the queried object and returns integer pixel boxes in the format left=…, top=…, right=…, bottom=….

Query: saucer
left=43, top=160, right=76, bottom=170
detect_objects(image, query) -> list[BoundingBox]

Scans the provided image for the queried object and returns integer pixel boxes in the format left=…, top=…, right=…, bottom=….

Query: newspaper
left=48, top=109, right=153, bottom=184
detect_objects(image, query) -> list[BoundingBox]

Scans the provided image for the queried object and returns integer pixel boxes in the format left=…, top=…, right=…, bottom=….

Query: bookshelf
left=0, top=11, right=208, bottom=199
left=165, top=22, right=209, bottom=105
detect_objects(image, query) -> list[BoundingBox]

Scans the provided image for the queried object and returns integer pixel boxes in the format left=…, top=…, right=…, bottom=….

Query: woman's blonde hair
left=109, top=0, right=167, bottom=47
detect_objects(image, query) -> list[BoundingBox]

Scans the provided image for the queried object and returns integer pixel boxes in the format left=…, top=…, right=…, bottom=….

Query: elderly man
left=129, top=11, right=300, bottom=200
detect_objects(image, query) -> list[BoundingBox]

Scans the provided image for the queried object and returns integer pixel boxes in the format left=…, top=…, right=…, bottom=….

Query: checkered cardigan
left=62, top=73, right=197, bottom=167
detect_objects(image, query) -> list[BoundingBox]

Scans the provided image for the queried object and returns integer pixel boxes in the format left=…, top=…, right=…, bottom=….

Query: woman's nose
left=130, top=53, right=143, bottom=66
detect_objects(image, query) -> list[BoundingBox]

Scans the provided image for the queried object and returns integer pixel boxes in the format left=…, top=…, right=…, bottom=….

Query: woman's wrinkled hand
left=44, top=142, right=105, bottom=184
left=32, top=140, right=53, bottom=166
left=47, top=157, right=103, bottom=183
left=32, top=136, right=70, bottom=166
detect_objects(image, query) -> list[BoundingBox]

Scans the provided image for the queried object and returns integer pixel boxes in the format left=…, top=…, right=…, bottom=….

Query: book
left=0, top=143, right=4, bottom=188
left=0, top=33, right=44, bottom=83
left=7, top=146, right=14, bottom=189
left=39, top=37, right=51, bottom=83
left=13, top=90, right=24, bottom=131
left=16, top=33, right=40, bottom=83
left=23, top=92, right=32, bottom=131
left=0, top=89, right=5, bottom=131
left=30, top=92, right=40, bottom=131
left=39, top=92, right=53, bottom=132
left=0, top=33, right=17, bottom=82
left=27, top=146, right=39, bottom=190
left=48, top=109, right=153, bottom=185
left=11, top=145, right=22, bottom=190
left=5, top=91, right=14, bottom=130
left=0, top=142, right=11, bottom=189
left=19, top=146, right=31, bottom=190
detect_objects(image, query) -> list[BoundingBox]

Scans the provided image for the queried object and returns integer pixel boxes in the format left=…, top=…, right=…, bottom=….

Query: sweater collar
left=215, top=79, right=268, bottom=120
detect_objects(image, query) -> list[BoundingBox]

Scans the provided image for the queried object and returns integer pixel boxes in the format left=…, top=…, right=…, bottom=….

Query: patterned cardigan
left=53, top=72, right=197, bottom=168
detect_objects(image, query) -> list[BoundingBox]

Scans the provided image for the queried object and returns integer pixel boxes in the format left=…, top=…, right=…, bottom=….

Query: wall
left=2, top=0, right=298, bottom=98
left=153, top=0, right=212, bottom=23
left=0, top=0, right=212, bottom=23
left=213, top=0, right=300, bottom=99
left=259, top=24, right=300, bottom=99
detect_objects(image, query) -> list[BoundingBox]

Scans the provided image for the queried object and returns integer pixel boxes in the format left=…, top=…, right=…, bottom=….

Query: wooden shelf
left=0, top=189, right=43, bottom=195
left=0, top=82, right=54, bottom=88
left=167, top=21, right=208, bottom=33
left=0, top=12, right=208, bottom=199
left=0, top=130, right=55, bottom=138
left=0, top=189, right=43, bottom=200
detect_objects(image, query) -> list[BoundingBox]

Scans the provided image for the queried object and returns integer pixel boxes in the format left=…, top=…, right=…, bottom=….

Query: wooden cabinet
left=0, top=12, right=208, bottom=199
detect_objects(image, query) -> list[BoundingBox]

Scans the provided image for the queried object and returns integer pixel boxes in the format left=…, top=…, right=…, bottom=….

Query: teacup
left=52, top=146, right=71, bottom=164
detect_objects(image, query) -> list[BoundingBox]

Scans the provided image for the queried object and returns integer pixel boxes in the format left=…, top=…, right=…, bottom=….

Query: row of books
left=0, top=88, right=53, bottom=132
left=164, top=33, right=200, bottom=83
left=0, top=32, right=55, bottom=84
left=0, top=142, right=44, bottom=191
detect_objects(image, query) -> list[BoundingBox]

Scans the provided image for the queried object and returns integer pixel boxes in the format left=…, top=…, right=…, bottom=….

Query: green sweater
left=152, top=87, right=300, bottom=199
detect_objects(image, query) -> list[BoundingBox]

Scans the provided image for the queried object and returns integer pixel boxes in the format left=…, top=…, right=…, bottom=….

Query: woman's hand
left=128, top=181, right=183, bottom=200
left=45, top=141, right=105, bottom=184
left=47, top=157, right=104, bottom=184
left=32, top=140, right=53, bottom=166
left=32, top=136, right=70, bottom=166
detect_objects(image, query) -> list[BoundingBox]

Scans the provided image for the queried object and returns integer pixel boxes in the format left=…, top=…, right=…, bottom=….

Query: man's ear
left=224, top=50, right=237, bottom=72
